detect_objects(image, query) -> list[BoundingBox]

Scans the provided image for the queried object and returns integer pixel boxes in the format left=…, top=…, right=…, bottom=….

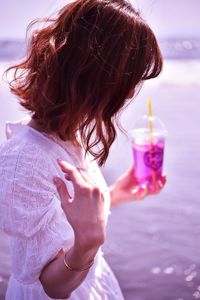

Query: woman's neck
left=27, top=118, right=45, bottom=133
left=27, top=118, right=80, bottom=147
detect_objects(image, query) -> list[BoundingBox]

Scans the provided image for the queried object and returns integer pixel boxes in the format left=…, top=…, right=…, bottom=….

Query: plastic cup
left=130, top=115, right=167, bottom=187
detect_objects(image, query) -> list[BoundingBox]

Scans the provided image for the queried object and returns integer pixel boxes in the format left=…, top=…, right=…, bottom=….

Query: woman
left=0, top=0, right=165, bottom=299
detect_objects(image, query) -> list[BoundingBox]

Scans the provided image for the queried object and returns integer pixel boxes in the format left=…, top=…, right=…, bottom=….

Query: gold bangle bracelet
left=63, top=252, right=94, bottom=272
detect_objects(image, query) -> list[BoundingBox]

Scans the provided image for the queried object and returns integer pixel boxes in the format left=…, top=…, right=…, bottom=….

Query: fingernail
left=139, top=186, right=147, bottom=192
left=57, top=159, right=64, bottom=164
left=57, top=159, right=71, bottom=168
left=57, top=160, right=67, bottom=169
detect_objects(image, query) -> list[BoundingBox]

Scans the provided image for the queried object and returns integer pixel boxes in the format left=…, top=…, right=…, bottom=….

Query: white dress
left=0, top=119, right=124, bottom=300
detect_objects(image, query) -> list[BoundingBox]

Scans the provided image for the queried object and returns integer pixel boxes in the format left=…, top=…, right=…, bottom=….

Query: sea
left=0, top=41, right=200, bottom=300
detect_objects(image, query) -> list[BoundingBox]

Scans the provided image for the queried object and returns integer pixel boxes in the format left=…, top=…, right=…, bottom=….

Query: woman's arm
left=40, top=242, right=100, bottom=299
left=109, top=165, right=166, bottom=208
left=40, top=160, right=106, bottom=299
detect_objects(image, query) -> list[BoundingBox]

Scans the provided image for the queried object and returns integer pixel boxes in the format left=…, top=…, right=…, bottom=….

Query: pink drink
left=132, top=138, right=165, bottom=186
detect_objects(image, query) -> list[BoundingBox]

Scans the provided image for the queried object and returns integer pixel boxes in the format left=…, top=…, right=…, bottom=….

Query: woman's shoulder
left=0, top=134, right=46, bottom=161
left=0, top=132, right=54, bottom=179
left=0, top=119, right=85, bottom=173
left=0, top=130, right=57, bottom=211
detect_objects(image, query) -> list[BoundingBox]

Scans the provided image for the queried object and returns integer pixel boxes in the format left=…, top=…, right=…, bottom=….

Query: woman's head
left=7, top=0, right=163, bottom=165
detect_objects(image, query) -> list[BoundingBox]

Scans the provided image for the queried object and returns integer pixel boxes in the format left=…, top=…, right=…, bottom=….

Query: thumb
left=124, top=164, right=137, bottom=185
left=53, top=176, right=72, bottom=209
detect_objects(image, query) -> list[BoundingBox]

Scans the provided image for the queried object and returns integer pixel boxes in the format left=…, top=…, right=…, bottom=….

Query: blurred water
left=0, top=60, right=200, bottom=300
left=1, top=39, right=200, bottom=60
left=102, top=60, right=200, bottom=300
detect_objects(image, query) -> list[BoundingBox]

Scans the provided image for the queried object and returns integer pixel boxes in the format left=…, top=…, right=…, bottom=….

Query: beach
left=1, top=60, right=200, bottom=299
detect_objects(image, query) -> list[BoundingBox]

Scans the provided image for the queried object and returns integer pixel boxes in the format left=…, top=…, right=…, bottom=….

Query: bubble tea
left=131, top=115, right=167, bottom=187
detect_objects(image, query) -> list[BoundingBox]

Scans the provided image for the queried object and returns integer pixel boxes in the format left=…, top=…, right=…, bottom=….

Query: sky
left=0, top=0, right=200, bottom=40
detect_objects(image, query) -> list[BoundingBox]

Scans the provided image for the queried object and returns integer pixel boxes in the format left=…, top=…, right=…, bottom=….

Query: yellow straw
left=148, top=99, right=156, bottom=186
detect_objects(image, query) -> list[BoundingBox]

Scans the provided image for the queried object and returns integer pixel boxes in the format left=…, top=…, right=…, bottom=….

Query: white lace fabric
left=0, top=120, right=124, bottom=300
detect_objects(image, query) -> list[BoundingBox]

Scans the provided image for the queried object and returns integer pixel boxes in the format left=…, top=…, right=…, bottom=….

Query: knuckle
left=90, top=231, right=105, bottom=246
left=99, top=233, right=106, bottom=245
left=92, top=185, right=101, bottom=196
left=96, top=232, right=106, bottom=246
left=79, top=185, right=91, bottom=195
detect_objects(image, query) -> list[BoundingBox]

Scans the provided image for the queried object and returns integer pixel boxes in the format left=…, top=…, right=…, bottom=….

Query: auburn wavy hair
left=6, top=0, right=163, bottom=165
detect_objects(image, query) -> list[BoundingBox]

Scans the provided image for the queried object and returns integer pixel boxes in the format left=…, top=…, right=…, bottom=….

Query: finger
left=53, top=177, right=73, bottom=209
left=127, top=165, right=136, bottom=181
left=127, top=164, right=134, bottom=174
left=77, top=168, right=95, bottom=185
left=148, top=177, right=166, bottom=194
left=57, top=160, right=85, bottom=190
left=161, top=174, right=167, bottom=185
left=131, top=185, right=148, bottom=200
left=125, top=165, right=135, bottom=178
left=156, top=175, right=167, bottom=190
left=121, top=164, right=137, bottom=185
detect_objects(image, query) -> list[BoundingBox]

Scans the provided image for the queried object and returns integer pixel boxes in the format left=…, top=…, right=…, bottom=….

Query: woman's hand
left=54, top=160, right=106, bottom=252
left=109, top=165, right=166, bottom=207
left=40, top=160, right=106, bottom=299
